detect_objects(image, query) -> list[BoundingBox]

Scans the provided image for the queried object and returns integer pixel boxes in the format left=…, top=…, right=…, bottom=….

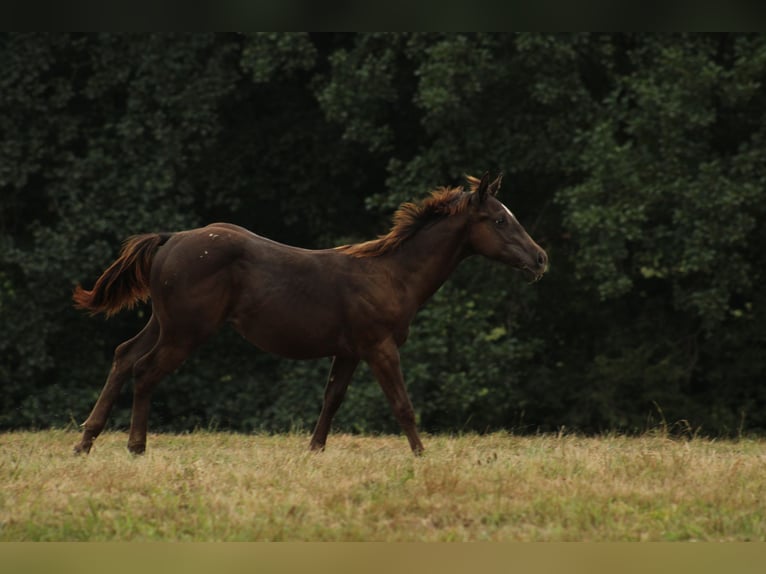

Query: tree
left=2, top=33, right=764, bottom=436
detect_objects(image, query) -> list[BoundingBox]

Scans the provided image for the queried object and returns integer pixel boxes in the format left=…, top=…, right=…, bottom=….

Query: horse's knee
left=323, top=386, right=346, bottom=410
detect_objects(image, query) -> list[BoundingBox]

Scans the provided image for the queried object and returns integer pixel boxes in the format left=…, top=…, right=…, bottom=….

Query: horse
left=72, top=173, right=547, bottom=456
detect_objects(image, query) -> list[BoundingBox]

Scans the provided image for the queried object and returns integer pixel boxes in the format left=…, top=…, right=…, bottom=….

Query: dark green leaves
left=3, top=33, right=765, bottom=435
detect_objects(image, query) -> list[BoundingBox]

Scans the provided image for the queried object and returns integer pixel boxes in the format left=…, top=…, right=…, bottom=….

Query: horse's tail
left=73, top=232, right=173, bottom=317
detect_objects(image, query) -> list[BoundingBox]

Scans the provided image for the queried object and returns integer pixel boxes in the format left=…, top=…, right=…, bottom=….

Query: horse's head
left=466, top=173, right=548, bottom=281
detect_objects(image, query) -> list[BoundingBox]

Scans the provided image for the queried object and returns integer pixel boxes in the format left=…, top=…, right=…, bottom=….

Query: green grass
left=1, top=430, right=765, bottom=541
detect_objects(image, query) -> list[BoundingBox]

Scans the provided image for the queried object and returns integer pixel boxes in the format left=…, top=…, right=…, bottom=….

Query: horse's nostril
left=537, top=251, right=547, bottom=268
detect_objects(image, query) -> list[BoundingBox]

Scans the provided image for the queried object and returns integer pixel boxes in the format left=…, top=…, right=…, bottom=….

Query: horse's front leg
left=366, top=339, right=424, bottom=456
left=309, top=356, right=359, bottom=452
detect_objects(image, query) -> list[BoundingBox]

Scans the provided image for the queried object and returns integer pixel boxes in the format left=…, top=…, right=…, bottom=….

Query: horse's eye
left=494, top=217, right=506, bottom=226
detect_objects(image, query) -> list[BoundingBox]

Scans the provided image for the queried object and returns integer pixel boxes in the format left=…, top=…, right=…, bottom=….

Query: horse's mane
left=338, top=179, right=479, bottom=258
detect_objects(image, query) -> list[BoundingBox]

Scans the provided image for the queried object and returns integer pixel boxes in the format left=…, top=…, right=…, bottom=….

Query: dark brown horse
left=72, top=173, right=547, bottom=456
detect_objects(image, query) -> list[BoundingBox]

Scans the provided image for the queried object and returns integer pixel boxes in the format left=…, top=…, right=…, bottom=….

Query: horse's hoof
left=73, top=443, right=91, bottom=456
left=127, top=443, right=146, bottom=455
left=309, top=442, right=326, bottom=453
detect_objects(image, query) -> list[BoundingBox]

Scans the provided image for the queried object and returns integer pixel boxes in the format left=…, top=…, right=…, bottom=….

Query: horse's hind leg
left=74, top=316, right=160, bottom=455
left=125, top=333, right=204, bottom=454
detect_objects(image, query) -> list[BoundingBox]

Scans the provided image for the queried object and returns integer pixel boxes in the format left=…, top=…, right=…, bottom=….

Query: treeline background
left=2, top=33, right=765, bottom=435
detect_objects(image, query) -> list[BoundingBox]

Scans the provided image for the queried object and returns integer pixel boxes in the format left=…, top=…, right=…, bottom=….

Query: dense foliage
left=2, top=33, right=764, bottom=435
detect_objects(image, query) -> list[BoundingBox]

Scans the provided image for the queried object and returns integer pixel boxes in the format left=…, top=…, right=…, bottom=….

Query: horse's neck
left=385, top=215, right=470, bottom=307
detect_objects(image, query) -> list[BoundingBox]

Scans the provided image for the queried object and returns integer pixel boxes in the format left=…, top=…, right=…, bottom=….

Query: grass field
left=1, top=429, right=765, bottom=541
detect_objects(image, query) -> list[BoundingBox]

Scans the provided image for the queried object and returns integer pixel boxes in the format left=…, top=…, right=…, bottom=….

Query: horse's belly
left=230, top=314, right=349, bottom=360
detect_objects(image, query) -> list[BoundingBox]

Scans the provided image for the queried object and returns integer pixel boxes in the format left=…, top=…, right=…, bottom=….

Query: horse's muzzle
left=523, top=249, right=548, bottom=283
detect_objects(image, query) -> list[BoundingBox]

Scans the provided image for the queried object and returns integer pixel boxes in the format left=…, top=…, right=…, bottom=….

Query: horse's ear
left=488, top=172, right=503, bottom=197
left=474, top=172, right=491, bottom=203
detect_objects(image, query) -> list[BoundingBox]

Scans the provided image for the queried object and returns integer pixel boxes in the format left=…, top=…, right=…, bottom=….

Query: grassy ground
left=1, top=429, right=765, bottom=541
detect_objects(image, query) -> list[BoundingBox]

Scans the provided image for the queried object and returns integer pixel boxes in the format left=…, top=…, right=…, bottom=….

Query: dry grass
left=1, top=430, right=765, bottom=541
